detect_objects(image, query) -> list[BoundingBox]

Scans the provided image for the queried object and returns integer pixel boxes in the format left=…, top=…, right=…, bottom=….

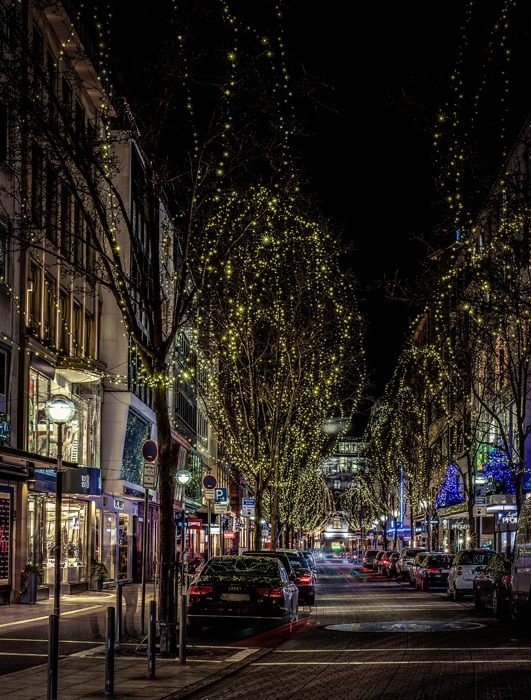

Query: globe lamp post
left=44, top=395, right=76, bottom=617
left=175, top=468, right=192, bottom=665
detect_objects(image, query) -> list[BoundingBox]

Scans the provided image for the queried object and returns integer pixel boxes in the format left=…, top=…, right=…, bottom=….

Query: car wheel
left=510, top=598, right=523, bottom=624
left=492, top=588, right=501, bottom=616
left=474, top=588, right=485, bottom=611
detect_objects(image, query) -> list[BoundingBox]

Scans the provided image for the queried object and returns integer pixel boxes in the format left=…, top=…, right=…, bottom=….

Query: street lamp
left=175, top=468, right=192, bottom=665
left=43, top=395, right=75, bottom=700
left=44, top=395, right=76, bottom=618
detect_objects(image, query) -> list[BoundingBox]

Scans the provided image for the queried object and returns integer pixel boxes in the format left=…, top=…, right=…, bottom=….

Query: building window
left=120, top=408, right=151, bottom=485
left=0, top=347, right=8, bottom=414
left=333, top=517, right=342, bottom=529
left=0, top=228, right=7, bottom=283
left=43, top=275, right=56, bottom=347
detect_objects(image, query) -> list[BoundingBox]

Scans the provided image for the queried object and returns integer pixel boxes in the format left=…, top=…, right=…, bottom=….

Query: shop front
left=27, top=466, right=101, bottom=594
left=94, top=495, right=137, bottom=583
left=441, top=516, right=469, bottom=552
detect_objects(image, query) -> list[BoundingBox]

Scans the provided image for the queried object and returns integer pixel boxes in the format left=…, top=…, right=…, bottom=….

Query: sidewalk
left=0, top=585, right=271, bottom=700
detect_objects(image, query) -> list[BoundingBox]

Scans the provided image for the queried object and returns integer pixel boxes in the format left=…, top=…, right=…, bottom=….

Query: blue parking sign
left=215, top=487, right=227, bottom=502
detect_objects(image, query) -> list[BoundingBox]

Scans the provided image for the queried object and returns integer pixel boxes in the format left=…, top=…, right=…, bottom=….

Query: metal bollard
left=115, top=584, right=123, bottom=643
left=179, top=591, right=187, bottom=665
left=148, top=600, right=156, bottom=679
left=105, top=607, right=115, bottom=696
left=47, top=614, right=59, bottom=700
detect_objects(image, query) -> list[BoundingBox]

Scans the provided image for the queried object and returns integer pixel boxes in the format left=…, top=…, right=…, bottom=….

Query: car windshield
left=200, top=556, right=279, bottom=582
left=457, top=551, right=494, bottom=565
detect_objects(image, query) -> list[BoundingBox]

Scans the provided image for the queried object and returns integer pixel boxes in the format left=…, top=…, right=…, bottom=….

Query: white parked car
left=396, top=547, right=428, bottom=581
left=446, top=549, right=495, bottom=600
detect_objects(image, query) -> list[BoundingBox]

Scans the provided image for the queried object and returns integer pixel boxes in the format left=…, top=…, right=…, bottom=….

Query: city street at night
left=2, top=563, right=531, bottom=699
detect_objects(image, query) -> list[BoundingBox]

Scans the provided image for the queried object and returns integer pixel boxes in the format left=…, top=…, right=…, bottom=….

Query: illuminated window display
left=96, top=509, right=131, bottom=582
left=27, top=368, right=101, bottom=467
left=28, top=495, right=88, bottom=584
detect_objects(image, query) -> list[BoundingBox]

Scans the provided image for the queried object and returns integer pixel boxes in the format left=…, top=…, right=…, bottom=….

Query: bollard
left=105, top=607, right=115, bottom=696
left=47, top=614, right=59, bottom=700
left=179, top=592, right=187, bottom=665
left=115, top=584, right=123, bottom=644
left=148, top=600, right=156, bottom=679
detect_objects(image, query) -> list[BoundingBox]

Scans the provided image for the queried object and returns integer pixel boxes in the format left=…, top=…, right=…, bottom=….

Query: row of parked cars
left=363, top=546, right=512, bottom=615
left=186, top=548, right=318, bottom=632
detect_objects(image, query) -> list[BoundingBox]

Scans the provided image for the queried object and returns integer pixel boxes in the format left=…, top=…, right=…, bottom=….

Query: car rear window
left=365, top=550, right=377, bottom=556
left=201, top=556, right=279, bottom=580
left=457, top=551, right=494, bottom=565
left=405, top=548, right=425, bottom=557
left=426, top=555, right=451, bottom=567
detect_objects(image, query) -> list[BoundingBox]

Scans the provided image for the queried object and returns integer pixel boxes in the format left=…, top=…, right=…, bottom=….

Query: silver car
left=396, top=547, right=428, bottom=581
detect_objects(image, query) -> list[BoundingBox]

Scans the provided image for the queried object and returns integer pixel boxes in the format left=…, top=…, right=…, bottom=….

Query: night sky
left=284, top=2, right=464, bottom=399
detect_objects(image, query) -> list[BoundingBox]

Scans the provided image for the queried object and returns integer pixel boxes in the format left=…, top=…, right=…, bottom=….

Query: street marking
left=273, top=647, right=531, bottom=652
left=326, top=621, right=485, bottom=632
left=0, top=638, right=101, bottom=644
left=0, top=604, right=106, bottom=629
left=0, top=652, right=69, bottom=657
left=251, top=660, right=531, bottom=666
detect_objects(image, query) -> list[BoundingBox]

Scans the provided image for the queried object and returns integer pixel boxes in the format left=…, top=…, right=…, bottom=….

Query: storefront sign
left=114, top=499, right=125, bottom=510
left=450, top=519, right=469, bottom=530
left=188, top=518, right=202, bottom=530
left=223, top=531, right=234, bottom=538
left=500, top=510, right=517, bottom=525
left=62, top=467, right=102, bottom=496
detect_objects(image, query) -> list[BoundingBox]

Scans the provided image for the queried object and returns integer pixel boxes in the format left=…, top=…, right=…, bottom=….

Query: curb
left=162, top=646, right=272, bottom=699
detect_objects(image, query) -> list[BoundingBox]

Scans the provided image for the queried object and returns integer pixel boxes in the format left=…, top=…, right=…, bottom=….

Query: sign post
left=203, top=475, right=217, bottom=562
left=140, top=441, right=158, bottom=636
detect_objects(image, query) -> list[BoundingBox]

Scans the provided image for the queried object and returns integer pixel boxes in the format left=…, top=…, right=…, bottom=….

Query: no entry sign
left=203, top=474, right=217, bottom=490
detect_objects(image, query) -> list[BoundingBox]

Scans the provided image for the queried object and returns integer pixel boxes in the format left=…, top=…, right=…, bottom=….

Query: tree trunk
left=270, top=463, right=280, bottom=551
left=152, top=380, right=177, bottom=656
left=253, top=492, right=263, bottom=550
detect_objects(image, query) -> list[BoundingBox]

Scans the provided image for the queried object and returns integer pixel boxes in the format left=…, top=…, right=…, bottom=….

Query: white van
left=509, top=495, right=531, bottom=621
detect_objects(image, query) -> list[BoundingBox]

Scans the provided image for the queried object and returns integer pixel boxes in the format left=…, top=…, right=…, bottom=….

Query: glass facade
left=27, top=494, right=88, bottom=584
left=120, top=408, right=151, bottom=484
left=96, top=508, right=132, bottom=582
left=27, top=368, right=101, bottom=467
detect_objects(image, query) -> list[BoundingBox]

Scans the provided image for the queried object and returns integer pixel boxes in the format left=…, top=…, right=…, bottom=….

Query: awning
left=0, top=462, right=27, bottom=482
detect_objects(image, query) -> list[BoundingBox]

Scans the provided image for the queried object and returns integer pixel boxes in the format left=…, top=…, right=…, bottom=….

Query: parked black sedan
left=187, top=556, right=299, bottom=631
left=413, top=553, right=453, bottom=591
left=242, top=550, right=316, bottom=605
left=473, top=552, right=512, bottom=616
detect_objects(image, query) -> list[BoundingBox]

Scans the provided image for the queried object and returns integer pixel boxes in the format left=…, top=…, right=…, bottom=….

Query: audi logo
left=228, top=585, right=241, bottom=592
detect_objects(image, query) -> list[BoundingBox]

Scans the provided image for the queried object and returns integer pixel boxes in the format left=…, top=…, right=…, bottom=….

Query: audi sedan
left=187, top=555, right=299, bottom=631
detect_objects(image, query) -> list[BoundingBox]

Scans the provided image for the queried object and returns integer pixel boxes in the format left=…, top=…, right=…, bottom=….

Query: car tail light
left=426, top=568, right=439, bottom=573
left=298, top=575, right=312, bottom=584
left=505, top=574, right=511, bottom=584
left=456, top=566, right=463, bottom=576
left=382, top=559, right=389, bottom=565
left=188, top=585, right=214, bottom=595
left=256, top=587, right=284, bottom=598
